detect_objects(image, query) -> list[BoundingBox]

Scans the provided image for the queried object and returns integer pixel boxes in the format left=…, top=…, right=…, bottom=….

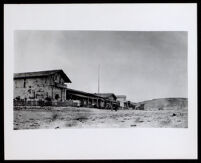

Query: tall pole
left=98, top=64, right=100, bottom=93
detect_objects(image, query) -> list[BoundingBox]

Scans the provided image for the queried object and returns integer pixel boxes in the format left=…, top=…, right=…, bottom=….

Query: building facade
left=14, top=69, right=71, bottom=102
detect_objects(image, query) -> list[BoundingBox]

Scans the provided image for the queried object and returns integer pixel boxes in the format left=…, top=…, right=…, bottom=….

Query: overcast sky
left=14, top=30, right=187, bottom=102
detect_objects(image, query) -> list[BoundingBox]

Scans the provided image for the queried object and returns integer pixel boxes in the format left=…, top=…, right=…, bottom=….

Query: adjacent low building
left=66, top=88, right=106, bottom=108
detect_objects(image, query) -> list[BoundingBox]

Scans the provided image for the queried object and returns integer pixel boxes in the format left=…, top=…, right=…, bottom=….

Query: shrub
left=51, top=113, right=59, bottom=121
left=45, top=97, right=52, bottom=102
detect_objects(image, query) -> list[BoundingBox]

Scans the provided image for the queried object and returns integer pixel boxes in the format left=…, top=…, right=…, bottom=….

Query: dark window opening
left=24, top=79, right=26, bottom=88
left=55, top=94, right=59, bottom=100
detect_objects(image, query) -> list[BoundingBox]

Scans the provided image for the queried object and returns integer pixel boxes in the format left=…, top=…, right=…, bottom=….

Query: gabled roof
left=116, top=95, right=126, bottom=98
left=14, top=69, right=71, bottom=83
left=95, top=93, right=117, bottom=100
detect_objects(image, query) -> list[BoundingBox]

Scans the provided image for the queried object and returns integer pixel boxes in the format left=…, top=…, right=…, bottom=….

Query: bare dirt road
left=14, top=107, right=188, bottom=129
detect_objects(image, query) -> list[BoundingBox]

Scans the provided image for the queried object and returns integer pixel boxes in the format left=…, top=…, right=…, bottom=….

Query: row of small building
left=14, top=69, right=135, bottom=109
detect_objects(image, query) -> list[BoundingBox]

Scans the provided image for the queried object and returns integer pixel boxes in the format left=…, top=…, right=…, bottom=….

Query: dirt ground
left=14, top=107, right=188, bottom=130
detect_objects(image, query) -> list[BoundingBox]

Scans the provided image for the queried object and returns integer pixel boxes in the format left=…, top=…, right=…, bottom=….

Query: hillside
left=137, top=98, right=188, bottom=111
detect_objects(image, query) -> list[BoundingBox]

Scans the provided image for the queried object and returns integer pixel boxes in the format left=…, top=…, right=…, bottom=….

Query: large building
left=14, top=69, right=71, bottom=102
left=14, top=69, right=120, bottom=109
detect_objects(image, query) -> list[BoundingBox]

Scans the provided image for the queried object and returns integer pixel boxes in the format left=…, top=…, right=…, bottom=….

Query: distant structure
left=116, top=95, right=127, bottom=109
left=95, top=93, right=117, bottom=101
left=14, top=69, right=71, bottom=102
left=94, top=93, right=119, bottom=110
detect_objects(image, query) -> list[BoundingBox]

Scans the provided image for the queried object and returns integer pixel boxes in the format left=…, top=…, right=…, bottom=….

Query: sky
left=14, top=30, right=187, bottom=102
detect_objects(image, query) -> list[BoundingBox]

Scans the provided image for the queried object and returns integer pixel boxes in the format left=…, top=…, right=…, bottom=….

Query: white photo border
left=4, top=4, right=197, bottom=160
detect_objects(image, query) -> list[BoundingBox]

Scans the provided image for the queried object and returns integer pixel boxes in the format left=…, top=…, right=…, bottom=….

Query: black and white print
left=14, top=30, right=188, bottom=129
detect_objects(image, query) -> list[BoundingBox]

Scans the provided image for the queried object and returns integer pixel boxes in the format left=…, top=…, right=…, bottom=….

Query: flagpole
left=98, top=64, right=100, bottom=93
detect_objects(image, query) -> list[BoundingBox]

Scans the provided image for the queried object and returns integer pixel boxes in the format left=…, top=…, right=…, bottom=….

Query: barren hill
left=137, top=98, right=188, bottom=111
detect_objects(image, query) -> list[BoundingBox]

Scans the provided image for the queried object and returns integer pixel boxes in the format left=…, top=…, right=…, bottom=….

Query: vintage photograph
left=13, top=30, right=188, bottom=129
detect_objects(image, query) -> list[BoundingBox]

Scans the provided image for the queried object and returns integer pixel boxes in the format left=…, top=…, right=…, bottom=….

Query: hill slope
left=137, top=98, right=188, bottom=111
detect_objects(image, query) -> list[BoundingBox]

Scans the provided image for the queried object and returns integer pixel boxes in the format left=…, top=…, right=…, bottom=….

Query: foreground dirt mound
left=137, top=98, right=188, bottom=111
